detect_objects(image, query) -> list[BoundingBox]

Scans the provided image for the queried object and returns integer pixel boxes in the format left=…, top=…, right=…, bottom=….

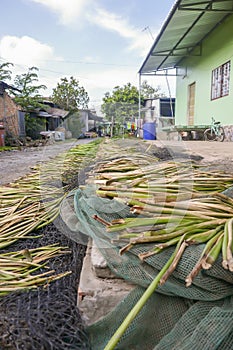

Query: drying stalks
left=0, top=244, right=71, bottom=296
left=0, top=139, right=102, bottom=295
left=92, top=150, right=233, bottom=285
left=94, top=141, right=233, bottom=350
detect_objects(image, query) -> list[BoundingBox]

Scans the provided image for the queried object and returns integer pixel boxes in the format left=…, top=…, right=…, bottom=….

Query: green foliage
left=51, top=76, right=89, bottom=113
left=101, top=81, right=164, bottom=123
left=101, top=83, right=140, bottom=123
left=25, top=113, right=46, bottom=140
left=0, top=146, right=15, bottom=152
left=141, top=80, right=165, bottom=99
left=12, top=67, right=47, bottom=111
left=0, top=62, right=13, bottom=81
left=8, top=67, right=47, bottom=140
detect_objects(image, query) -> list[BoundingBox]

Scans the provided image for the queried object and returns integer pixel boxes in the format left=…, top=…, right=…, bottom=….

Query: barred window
left=211, top=61, right=230, bottom=100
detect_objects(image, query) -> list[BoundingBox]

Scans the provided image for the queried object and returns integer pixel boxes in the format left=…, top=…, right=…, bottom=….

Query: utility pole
left=142, top=26, right=154, bottom=41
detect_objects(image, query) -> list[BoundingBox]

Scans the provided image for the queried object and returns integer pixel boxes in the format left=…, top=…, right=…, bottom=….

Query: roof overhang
left=35, top=106, right=69, bottom=119
left=88, top=112, right=103, bottom=122
left=139, top=0, right=233, bottom=76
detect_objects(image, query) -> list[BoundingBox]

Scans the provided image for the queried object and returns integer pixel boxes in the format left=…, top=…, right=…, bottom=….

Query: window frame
left=211, top=61, right=231, bottom=101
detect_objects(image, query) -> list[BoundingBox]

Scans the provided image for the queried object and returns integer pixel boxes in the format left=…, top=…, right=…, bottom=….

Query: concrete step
left=78, top=240, right=135, bottom=326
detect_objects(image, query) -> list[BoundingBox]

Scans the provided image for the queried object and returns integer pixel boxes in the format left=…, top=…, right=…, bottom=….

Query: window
left=211, top=61, right=230, bottom=100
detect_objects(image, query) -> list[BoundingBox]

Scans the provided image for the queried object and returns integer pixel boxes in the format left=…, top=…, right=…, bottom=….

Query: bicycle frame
left=211, top=118, right=221, bottom=135
left=204, top=118, right=225, bottom=142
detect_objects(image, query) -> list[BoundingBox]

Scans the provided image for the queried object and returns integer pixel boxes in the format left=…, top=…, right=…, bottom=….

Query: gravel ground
left=0, top=138, right=93, bottom=185
left=160, top=139, right=233, bottom=173
left=0, top=138, right=233, bottom=186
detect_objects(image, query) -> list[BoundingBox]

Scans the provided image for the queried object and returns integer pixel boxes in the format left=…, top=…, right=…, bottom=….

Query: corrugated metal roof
left=139, top=0, right=233, bottom=74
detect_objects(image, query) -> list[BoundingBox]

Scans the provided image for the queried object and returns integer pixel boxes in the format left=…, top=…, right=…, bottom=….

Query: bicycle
left=204, top=117, right=225, bottom=142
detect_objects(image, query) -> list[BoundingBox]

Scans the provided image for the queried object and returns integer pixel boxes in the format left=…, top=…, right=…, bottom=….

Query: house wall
left=175, top=15, right=233, bottom=137
left=143, top=98, right=175, bottom=134
left=79, top=110, right=97, bottom=132
left=0, top=92, right=20, bottom=137
left=79, top=110, right=89, bottom=132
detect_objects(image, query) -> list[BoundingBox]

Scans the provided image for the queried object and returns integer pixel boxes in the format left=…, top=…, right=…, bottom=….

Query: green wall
left=176, top=15, right=233, bottom=126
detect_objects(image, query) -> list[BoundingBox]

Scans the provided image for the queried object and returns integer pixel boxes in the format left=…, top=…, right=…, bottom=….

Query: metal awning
left=139, top=0, right=233, bottom=75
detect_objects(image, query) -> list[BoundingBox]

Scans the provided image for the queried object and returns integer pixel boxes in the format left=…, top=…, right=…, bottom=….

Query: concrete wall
left=176, top=15, right=233, bottom=131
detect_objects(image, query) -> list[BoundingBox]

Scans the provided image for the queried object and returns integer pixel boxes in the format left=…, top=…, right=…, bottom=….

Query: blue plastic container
left=143, top=122, right=156, bottom=140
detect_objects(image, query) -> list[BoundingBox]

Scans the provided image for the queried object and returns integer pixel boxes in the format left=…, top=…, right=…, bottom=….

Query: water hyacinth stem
left=104, top=234, right=189, bottom=350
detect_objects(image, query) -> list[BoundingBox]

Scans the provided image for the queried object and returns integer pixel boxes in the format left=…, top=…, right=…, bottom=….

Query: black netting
left=2, top=138, right=233, bottom=350
left=0, top=223, right=90, bottom=350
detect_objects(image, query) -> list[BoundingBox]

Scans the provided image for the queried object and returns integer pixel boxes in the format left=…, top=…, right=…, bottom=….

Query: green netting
left=61, top=186, right=233, bottom=350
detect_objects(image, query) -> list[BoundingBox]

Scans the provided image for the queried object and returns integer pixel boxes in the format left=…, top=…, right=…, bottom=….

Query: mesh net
left=0, top=222, right=91, bottom=350
left=3, top=137, right=232, bottom=349
left=62, top=184, right=233, bottom=350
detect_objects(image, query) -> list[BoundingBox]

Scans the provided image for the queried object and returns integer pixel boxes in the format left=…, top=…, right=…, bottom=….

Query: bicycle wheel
left=204, top=128, right=216, bottom=141
left=216, top=127, right=225, bottom=142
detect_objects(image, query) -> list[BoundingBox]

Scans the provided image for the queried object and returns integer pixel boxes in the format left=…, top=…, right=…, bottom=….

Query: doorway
left=187, top=82, right=196, bottom=125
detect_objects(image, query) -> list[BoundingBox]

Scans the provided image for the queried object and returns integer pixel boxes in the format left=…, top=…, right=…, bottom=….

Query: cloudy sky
left=0, top=0, right=175, bottom=111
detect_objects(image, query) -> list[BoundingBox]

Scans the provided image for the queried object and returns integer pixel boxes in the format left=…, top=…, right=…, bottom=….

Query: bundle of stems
left=0, top=244, right=71, bottom=296
left=92, top=145, right=233, bottom=283
left=91, top=144, right=233, bottom=282
left=82, top=141, right=233, bottom=350
left=0, top=139, right=102, bottom=295
left=0, top=192, right=66, bottom=249
left=102, top=193, right=233, bottom=350
left=93, top=156, right=233, bottom=201
left=0, top=139, right=102, bottom=249
left=106, top=194, right=233, bottom=276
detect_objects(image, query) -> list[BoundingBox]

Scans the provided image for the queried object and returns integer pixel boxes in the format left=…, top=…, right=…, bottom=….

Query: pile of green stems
left=103, top=193, right=233, bottom=350
left=107, top=194, right=232, bottom=279
left=0, top=244, right=71, bottom=296
left=92, top=152, right=233, bottom=283
left=94, top=151, right=233, bottom=350
left=0, top=139, right=102, bottom=294
left=0, top=139, right=102, bottom=249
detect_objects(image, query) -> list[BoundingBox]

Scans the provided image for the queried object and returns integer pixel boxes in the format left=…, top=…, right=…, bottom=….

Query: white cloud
left=88, top=8, right=135, bottom=39
left=28, top=0, right=153, bottom=56
left=0, top=35, right=61, bottom=69
left=87, top=7, right=153, bottom=56
left=29, top=0, right=90, bottom=26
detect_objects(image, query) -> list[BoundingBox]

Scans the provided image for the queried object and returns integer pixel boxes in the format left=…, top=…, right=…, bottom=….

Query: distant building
left=0, top=82, right=25, bottom=139
left=79, top=109, right=103, bottom=133
left=0, top=84, right=69, bottom=142
left=142, top=97, right=175, bottom=131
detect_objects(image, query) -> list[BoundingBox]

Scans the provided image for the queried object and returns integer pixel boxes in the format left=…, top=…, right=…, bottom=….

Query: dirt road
left=159, top=140, right=232, bottom=162
left=155, top=139, right=233, bottom=172
left=0, top=138, right=232, bottom=186
left=0, top=139, right=92, bottom=185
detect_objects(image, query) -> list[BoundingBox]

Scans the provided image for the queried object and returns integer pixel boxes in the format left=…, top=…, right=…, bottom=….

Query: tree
left=0, top=62, right=14, bottom=81
left=12, top=66, right=47, bottom=110
left=11, top=67, right=47, bottom=139
left=101, top=81, right=164, bottom=136
left=140, top=80, right=165, bottom=99
left=101, top=83, right=140, bottom=122
left=51, top=76, right=89, bottom=113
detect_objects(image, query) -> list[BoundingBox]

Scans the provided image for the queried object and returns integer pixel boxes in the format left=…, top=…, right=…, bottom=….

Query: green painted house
left=139, top=0, right=233, bottom=141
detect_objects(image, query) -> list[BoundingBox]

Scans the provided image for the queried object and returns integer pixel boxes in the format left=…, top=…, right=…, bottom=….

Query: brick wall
left=0, top=92, right=20, bottom=137
left=224, top=125, right=233, bottom=142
